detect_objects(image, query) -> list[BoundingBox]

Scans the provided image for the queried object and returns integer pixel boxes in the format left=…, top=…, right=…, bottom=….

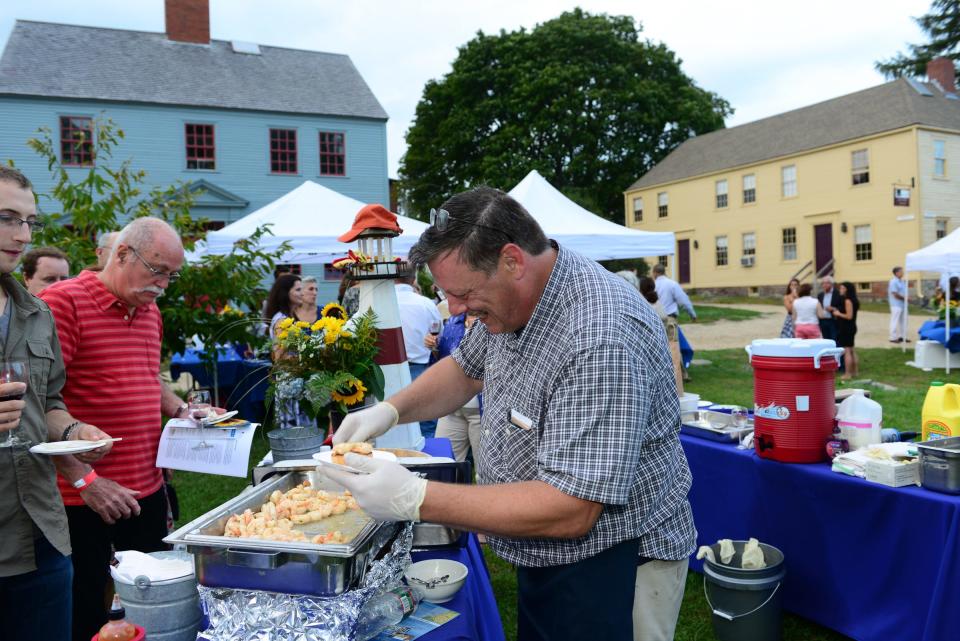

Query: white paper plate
left=202, top=410, right=239, bottom=425
left=30, top=440, right=112, bottom=456
left=313, top=449, right=397, bottom=474
left=272, top=458, right=321, bottom=470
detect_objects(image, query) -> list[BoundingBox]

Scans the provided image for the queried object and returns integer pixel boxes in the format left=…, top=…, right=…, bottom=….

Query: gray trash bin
left=113, top=550, right=202, bottom=641
left=703, top=541, right=785, bottom=641
left=268, top=426, right=327, bottom=462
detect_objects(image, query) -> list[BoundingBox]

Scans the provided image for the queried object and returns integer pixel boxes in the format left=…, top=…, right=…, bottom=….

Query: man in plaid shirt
left=328, top=187, right=695, bottom=641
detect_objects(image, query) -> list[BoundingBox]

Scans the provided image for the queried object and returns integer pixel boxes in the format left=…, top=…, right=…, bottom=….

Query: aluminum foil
left=197, top=522, right=414, bottom=641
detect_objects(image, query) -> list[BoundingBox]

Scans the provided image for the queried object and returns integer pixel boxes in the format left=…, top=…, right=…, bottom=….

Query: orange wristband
left=73, top=470, right=98, bottom=491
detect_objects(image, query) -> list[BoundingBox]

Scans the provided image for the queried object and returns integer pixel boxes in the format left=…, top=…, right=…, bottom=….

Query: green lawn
left=687, top=304, right=763, bottom=324
left=172, top=346, right=937, bottom=641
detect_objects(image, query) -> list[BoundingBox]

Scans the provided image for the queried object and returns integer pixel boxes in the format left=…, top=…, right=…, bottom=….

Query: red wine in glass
left=0, top=360, right=29, bottom=447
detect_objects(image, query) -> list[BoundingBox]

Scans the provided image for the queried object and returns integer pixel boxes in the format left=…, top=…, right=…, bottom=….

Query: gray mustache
left=138, top=285, right=165, bottom=297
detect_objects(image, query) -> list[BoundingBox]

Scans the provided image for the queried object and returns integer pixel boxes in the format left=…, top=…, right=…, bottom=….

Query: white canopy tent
left=194, top=181, right=430, bottom=264
left=508, top=170, right=675, bottom=260
left=905, top=227, right=960, bottom=372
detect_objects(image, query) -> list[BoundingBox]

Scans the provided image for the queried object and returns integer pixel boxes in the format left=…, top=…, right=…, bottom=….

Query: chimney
left=165, top=0, right=210, bottom=45
left=926, top=56, right=956, bottom=94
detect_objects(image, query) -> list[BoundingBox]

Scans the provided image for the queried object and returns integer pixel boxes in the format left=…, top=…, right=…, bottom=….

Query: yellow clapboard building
left=624, top=61, right=960, bottom=299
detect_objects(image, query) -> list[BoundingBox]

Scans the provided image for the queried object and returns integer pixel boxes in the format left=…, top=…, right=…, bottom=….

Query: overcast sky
left=0, top=0, right=932, bottom=178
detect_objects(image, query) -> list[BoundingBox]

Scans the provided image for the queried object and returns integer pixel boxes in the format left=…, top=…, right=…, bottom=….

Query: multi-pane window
left=657, top=255, right=668, bottom=268
left=60, top=116, right=94, bottom=166
left=657, top=192, right=669, bottom=218
left=715, top=236, right=728, bottom=266
left=851, top=149, right=869, bottom=185
left=935, top=140, right=947, bottom=177
left=936, top=218, right=949, bottom=240
left=782, top=227, right=797, bottom=261
left=854, top=225, right=873, bottom=261
left=715, top=179, right=728, bottom=209
left=319, top=131, right=346, bottom=176
left=270, top=128, right=298, bottom=174
left=632, top=197, right=643, bottom=223
left=782, top=165, right=797, bottom=197
left=742, top=232, right=756, bottom=257
left=185, top=123, right=215, bottom=170
left=743, top=174, right=756, bottom=204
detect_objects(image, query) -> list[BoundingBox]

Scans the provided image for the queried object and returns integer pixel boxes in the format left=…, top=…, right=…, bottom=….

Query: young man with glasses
left=0, top=166, right=114, bottom=639
left=41, top=217, right=191, bottom=641
left=328, top=187, right=695, bottom=641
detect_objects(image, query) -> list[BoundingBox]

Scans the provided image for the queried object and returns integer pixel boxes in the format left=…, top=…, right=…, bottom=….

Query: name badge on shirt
left=509, top=409, right=533, bottom=430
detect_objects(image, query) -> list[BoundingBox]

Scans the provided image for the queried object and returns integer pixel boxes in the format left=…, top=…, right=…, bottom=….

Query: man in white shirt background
left=652, top=263, right=695, bottom=381
left=396, top=268, right=443, bottom=437
left=888, top=266, right=908, bottom=343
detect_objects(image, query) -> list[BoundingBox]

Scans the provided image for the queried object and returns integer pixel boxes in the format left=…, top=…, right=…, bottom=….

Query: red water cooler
left=746, top=339, right=843, bottom=463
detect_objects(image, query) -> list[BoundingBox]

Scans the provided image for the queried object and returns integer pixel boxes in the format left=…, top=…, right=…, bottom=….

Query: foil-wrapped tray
left=165, top=471, right=398, bottom=596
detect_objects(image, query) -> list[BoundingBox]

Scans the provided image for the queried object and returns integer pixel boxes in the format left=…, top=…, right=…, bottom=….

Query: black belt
left=667, top=313, right=678, bottom=318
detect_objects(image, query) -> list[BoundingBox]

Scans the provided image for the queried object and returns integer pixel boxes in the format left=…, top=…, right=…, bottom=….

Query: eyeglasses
left=0, top=213, right=45, bottom=233
left=130, top=247, right=181, bottom=283
left=429, top=208, right=514, bottom=243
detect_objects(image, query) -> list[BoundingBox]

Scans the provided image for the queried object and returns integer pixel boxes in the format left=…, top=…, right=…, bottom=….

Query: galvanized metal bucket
left=268, top=426, right=327, bottom=462
left=113, top=550, right=202, bottom=641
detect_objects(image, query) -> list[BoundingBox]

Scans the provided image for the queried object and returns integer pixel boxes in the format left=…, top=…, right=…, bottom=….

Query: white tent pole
left=947, top=285, right=952, bottom=375
left=902, top=272, right=908, bottom=354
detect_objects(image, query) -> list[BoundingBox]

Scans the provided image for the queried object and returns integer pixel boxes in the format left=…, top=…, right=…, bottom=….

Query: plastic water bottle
left=354, top=586, right=420, bottom=641
left=880, top=428, right=919, bottom=443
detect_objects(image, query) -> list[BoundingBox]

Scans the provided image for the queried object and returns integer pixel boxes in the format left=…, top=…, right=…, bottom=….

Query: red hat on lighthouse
left=337, top=204, right=403, bottom=243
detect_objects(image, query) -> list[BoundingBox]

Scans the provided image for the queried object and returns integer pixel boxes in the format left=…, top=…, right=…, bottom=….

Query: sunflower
left=295, top=320, right=310, bottom=329
left=277, top=329, right=289, bottom=340
left=331, top=379, right=366, bottom=405
left=321, top=302, right=348, bottom=320
left=278, top=317, right=294, bottom=330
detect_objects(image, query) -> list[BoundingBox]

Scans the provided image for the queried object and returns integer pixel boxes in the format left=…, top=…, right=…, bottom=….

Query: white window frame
left=743, top=174, right=756, bottom=204
left=742, top=232, right=756, bottom=257
left=715, top=235, right=728, bottom=266
left=935, top=140, right=947, bottom=178
left=782, top=227, right=797, bottom=261
left=851, top=149, right=869, bottom=185
left=715, top=179, right=728, bottom=209
left=854, top=224, right=873, bottom=262
left=782, top=165, right=797, bottom=198
left=657, top=192, right=669, bottom=218
left=936, top=218, right=949, bottom=240
left=632, top=196, right=643, bottom=223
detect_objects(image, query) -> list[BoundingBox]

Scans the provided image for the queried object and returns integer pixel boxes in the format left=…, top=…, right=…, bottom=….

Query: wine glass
left=731, top=406, right=750, bottom=449
left=187, top=389, right=213, bottom=450
left=0, top=360, right=29, bottom=448
left=428, top=320, right=442, bottom=337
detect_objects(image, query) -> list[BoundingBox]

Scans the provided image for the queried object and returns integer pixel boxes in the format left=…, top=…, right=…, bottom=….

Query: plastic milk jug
left=836, top=390, right=882, bottom=450
left=922, top=382, right=960, bottom=441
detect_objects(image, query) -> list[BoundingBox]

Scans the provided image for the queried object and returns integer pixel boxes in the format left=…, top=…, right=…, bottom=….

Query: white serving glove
left=322, top=453, right=428, bottom=522
left=332, top=401, right=399, bottom=445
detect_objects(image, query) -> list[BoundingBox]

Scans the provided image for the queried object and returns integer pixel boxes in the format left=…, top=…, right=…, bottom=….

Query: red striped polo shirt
left=41, top=270, right=164, bottom=506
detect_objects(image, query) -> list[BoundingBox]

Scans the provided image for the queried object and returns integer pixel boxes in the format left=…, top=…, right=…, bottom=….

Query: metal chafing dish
left=680, top=410, right=754, bottom=443
left=164, top=471, right=398, bottom=596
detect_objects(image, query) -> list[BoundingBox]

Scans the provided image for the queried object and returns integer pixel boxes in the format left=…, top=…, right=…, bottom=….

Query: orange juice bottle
left=922, top=382, right=960, bottom=441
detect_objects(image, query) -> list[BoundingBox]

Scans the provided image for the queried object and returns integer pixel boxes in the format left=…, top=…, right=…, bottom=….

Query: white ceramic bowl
left=404, top=559, right=469, bottom=603
left=679, top=392, right=700, bottom=413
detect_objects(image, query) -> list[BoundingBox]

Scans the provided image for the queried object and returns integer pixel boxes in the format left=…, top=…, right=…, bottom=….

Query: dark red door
left=814, top=224, right=833, bottom=274
left=678, top=239, right=690, bottom=284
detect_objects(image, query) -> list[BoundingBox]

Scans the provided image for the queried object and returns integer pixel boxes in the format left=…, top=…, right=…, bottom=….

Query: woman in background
left=639, top=276, right=683, bottom=394
left=792, top=283, right=827, bottom=339
left=830, top=282, right=860, bottom=380
left=781, top=278, right=800, bottom=338
left=295, top=276, right=322, bottom=324
left=425, top=313, right=482, bottom=461
left=264, top=273, right=302, bottom=339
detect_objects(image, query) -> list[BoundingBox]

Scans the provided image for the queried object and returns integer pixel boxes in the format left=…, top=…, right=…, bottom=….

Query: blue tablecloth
left=682, top=434, right=960, bottom=641
left=404, top=438, right=505, bottom=641
left=918, top=319, right=960, bottom=352
left=170, top=346, right=245, bottom=387
left=677, top=326, right=694, bottom=368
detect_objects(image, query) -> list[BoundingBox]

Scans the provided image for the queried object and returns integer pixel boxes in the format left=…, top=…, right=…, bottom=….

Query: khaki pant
left=633, top=559, right=688, bottom=641
left=436, top=404, right=482, bottom=462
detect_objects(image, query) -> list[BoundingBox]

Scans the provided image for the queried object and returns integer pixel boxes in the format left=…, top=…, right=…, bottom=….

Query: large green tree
left=877, top=0, right=960, bottom=78
left=400, top=9, right=731, bottom=223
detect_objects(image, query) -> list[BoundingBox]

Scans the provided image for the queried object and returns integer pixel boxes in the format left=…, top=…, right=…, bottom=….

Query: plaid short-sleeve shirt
left=453, top=244, right=696, bottom=567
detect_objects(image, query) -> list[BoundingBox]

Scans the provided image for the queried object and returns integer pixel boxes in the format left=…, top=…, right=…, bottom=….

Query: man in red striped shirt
left=42, top=217, right=190, bottom=641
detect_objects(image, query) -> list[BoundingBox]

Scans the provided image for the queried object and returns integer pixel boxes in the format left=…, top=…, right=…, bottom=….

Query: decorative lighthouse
left=336, top=204, right=424, bottom=450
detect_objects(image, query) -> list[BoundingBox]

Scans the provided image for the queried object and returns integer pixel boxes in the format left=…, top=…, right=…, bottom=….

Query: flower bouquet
left=938, top=299, right=959, bottom=323
left=270, top=303, right=385, bottom=425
